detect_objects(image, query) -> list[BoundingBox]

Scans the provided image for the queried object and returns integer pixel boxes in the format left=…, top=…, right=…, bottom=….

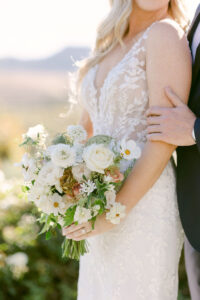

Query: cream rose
left=83, top=144, right=114, bottom=174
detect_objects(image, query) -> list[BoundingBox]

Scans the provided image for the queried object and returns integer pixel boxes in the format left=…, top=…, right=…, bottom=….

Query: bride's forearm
left=116, top=141, right=176, bottom=214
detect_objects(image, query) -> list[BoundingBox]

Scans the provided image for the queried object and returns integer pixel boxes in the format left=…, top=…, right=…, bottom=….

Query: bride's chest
left=80, top=39, right=149, bottom=116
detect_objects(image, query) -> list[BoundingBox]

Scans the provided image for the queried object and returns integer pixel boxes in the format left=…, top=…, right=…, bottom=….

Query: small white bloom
left=23, top=124, right=47, bottom=142
left=80, top=180, right=96, bottom=196
left=104, top=175, right=113, bottom=182
left=50, top=144, right=76, bottom=168
left=19, top=153, right=38, bottom=182
left=57, top=216, right=65, bottom=227
left=92, top=205, right=101, bottom=217
left=67, top=125, right=87, bottom=143
left=74, top=206, right=92, bottom=224
left=72, top=163, right=91, bottom=182
left=106, top=202, right=126, bottom=224
left=107, top=184, right=115, bottom=192
left=38, top=161, right=64, bottom=187
left=27, top=182, right=51, bottom=205
left=105, top=190, right=116, bottom=209
left=83, top=144, right=114, bottom=174
left=120, top=139, right=141, bottom=160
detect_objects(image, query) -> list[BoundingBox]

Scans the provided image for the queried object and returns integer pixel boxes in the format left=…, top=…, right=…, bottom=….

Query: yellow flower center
left=116, top=213, right=120, bottom=217
left=53, top=202, right=59, bottom=208
left=125, top=149, right=131, bottom=155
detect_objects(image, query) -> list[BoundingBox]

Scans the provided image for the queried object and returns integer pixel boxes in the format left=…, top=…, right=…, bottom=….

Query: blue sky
left=0, top=0, right=199, bottom=59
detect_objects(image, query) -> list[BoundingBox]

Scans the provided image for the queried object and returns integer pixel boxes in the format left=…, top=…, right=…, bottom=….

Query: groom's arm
left=146, top=87, right=200, bottom=149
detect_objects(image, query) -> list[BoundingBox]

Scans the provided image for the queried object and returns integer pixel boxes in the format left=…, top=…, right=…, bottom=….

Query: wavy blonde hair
left=74, top=0, right=189, bottom=90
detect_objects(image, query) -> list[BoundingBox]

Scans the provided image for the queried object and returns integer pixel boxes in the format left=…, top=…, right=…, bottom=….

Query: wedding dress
left=77, top=22, right=184, bottom=300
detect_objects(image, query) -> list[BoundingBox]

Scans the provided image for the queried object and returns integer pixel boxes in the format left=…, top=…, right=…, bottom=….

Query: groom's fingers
left=147, top=125, right=162, bottom=134
left=147, top=116, right=163, bottom=125
left=146, top=106, right=168, bottom=117
left=147, top=133, right=167, bottom=143
left=164, top=86, right=185, bottom=107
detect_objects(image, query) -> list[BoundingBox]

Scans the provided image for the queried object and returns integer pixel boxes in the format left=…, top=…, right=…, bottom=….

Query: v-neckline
left=92, top=22, right=156, bottom=104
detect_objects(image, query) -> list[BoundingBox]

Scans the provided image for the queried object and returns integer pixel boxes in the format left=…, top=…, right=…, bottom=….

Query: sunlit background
left=0, top=1, right=199, bottom=299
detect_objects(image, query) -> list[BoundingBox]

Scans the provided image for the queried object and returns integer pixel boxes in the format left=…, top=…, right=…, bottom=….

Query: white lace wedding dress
left=77, top=23, right=184, bottom=300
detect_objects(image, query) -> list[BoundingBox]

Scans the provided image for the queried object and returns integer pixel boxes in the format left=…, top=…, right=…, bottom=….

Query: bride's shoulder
left=146, top=18, right=190, bottom=57
left=147, top=18, right=188, bottom=48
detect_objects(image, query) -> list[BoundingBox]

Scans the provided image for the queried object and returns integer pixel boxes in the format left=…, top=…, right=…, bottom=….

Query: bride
left=63, top=0, right=192, bottom=299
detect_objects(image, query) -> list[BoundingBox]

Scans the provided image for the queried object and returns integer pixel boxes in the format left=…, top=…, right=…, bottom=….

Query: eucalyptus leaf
left=85, top=135, right=114, bottom=147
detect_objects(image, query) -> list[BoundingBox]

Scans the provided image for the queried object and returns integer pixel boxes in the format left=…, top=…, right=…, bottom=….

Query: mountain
left=0, top=47, right=90, bottom=71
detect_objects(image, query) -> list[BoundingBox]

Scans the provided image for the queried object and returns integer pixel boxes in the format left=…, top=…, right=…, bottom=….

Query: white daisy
left=106, top=202, right=126, bottom=224
left=120, top=139, right=141, bottom=160
left=74, top=206, right=92, bottom=224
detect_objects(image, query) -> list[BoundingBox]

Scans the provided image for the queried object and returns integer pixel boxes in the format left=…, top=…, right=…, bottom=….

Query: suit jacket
left=177, top=5, right=200, bottom=252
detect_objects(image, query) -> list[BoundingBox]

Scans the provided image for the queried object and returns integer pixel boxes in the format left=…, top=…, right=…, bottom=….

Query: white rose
left=83, top=144, right=114, bottom=174
left=72, top=163, right=91, bottom=182
left=105, top=190, right=116, bottom=209
left=50, top=144, right=76, bottom=168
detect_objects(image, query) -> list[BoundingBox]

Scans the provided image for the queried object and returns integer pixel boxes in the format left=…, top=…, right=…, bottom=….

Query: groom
left=146, top=4, right=200, bottom=300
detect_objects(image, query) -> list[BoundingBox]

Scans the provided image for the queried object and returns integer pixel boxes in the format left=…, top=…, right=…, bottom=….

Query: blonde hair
left=75, top=0, right=189, bottom=90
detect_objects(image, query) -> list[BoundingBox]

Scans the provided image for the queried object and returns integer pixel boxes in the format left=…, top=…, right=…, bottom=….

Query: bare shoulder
left=147, top=18, right=189, bottom=52
left=146, top=18, right=192, bottom=106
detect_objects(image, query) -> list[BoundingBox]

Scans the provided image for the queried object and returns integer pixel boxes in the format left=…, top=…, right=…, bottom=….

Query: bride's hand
left=62, top=213, right=115, bottom=241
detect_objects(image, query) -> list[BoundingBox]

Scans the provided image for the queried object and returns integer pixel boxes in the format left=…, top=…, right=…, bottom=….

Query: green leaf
left=57, top=223, right=62, bottom=230
left=85, top=135, right=113, bottom=147
left=45, top=231, right=52, bottom=240
left=90, top=217, right=96, bottom=230
left=52, top=133, right=71, bottom=145
left=64, top=206, right=77, bottom=226
left=39, top=214, right=53, bottom=234
left=21, top=185, right=30, bottom=192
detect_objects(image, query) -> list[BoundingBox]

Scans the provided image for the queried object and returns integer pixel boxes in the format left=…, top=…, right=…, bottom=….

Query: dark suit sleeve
left=194, top=117, right=200, bottom=152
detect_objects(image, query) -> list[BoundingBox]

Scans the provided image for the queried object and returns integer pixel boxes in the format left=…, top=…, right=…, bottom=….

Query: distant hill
left=0, top=47, right=90, bottom=71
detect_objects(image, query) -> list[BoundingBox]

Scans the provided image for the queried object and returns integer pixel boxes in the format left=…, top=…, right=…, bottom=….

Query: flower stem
left=61, top=238, right=89, bottom=260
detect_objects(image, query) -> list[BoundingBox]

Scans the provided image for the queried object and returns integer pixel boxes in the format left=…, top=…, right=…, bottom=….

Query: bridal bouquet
left=17, top=124, right=141, bottom=260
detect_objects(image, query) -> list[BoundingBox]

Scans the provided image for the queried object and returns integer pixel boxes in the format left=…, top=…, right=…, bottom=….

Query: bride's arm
left=117, top=20, right=192, bottom=213
left=79, top=109, right=93, bottom=139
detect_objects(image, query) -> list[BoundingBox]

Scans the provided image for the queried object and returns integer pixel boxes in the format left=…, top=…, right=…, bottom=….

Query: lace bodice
left=80, top=27, right=151, bottom=146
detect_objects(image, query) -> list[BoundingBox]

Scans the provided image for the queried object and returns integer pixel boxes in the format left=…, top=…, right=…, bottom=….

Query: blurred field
left=0, top=70, right=82, bottom=176
left=0, top=69, right=191, bottom=299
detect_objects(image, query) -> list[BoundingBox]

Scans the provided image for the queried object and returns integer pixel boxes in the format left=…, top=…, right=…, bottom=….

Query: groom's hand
left=146, top=87, right=197, bottom=146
